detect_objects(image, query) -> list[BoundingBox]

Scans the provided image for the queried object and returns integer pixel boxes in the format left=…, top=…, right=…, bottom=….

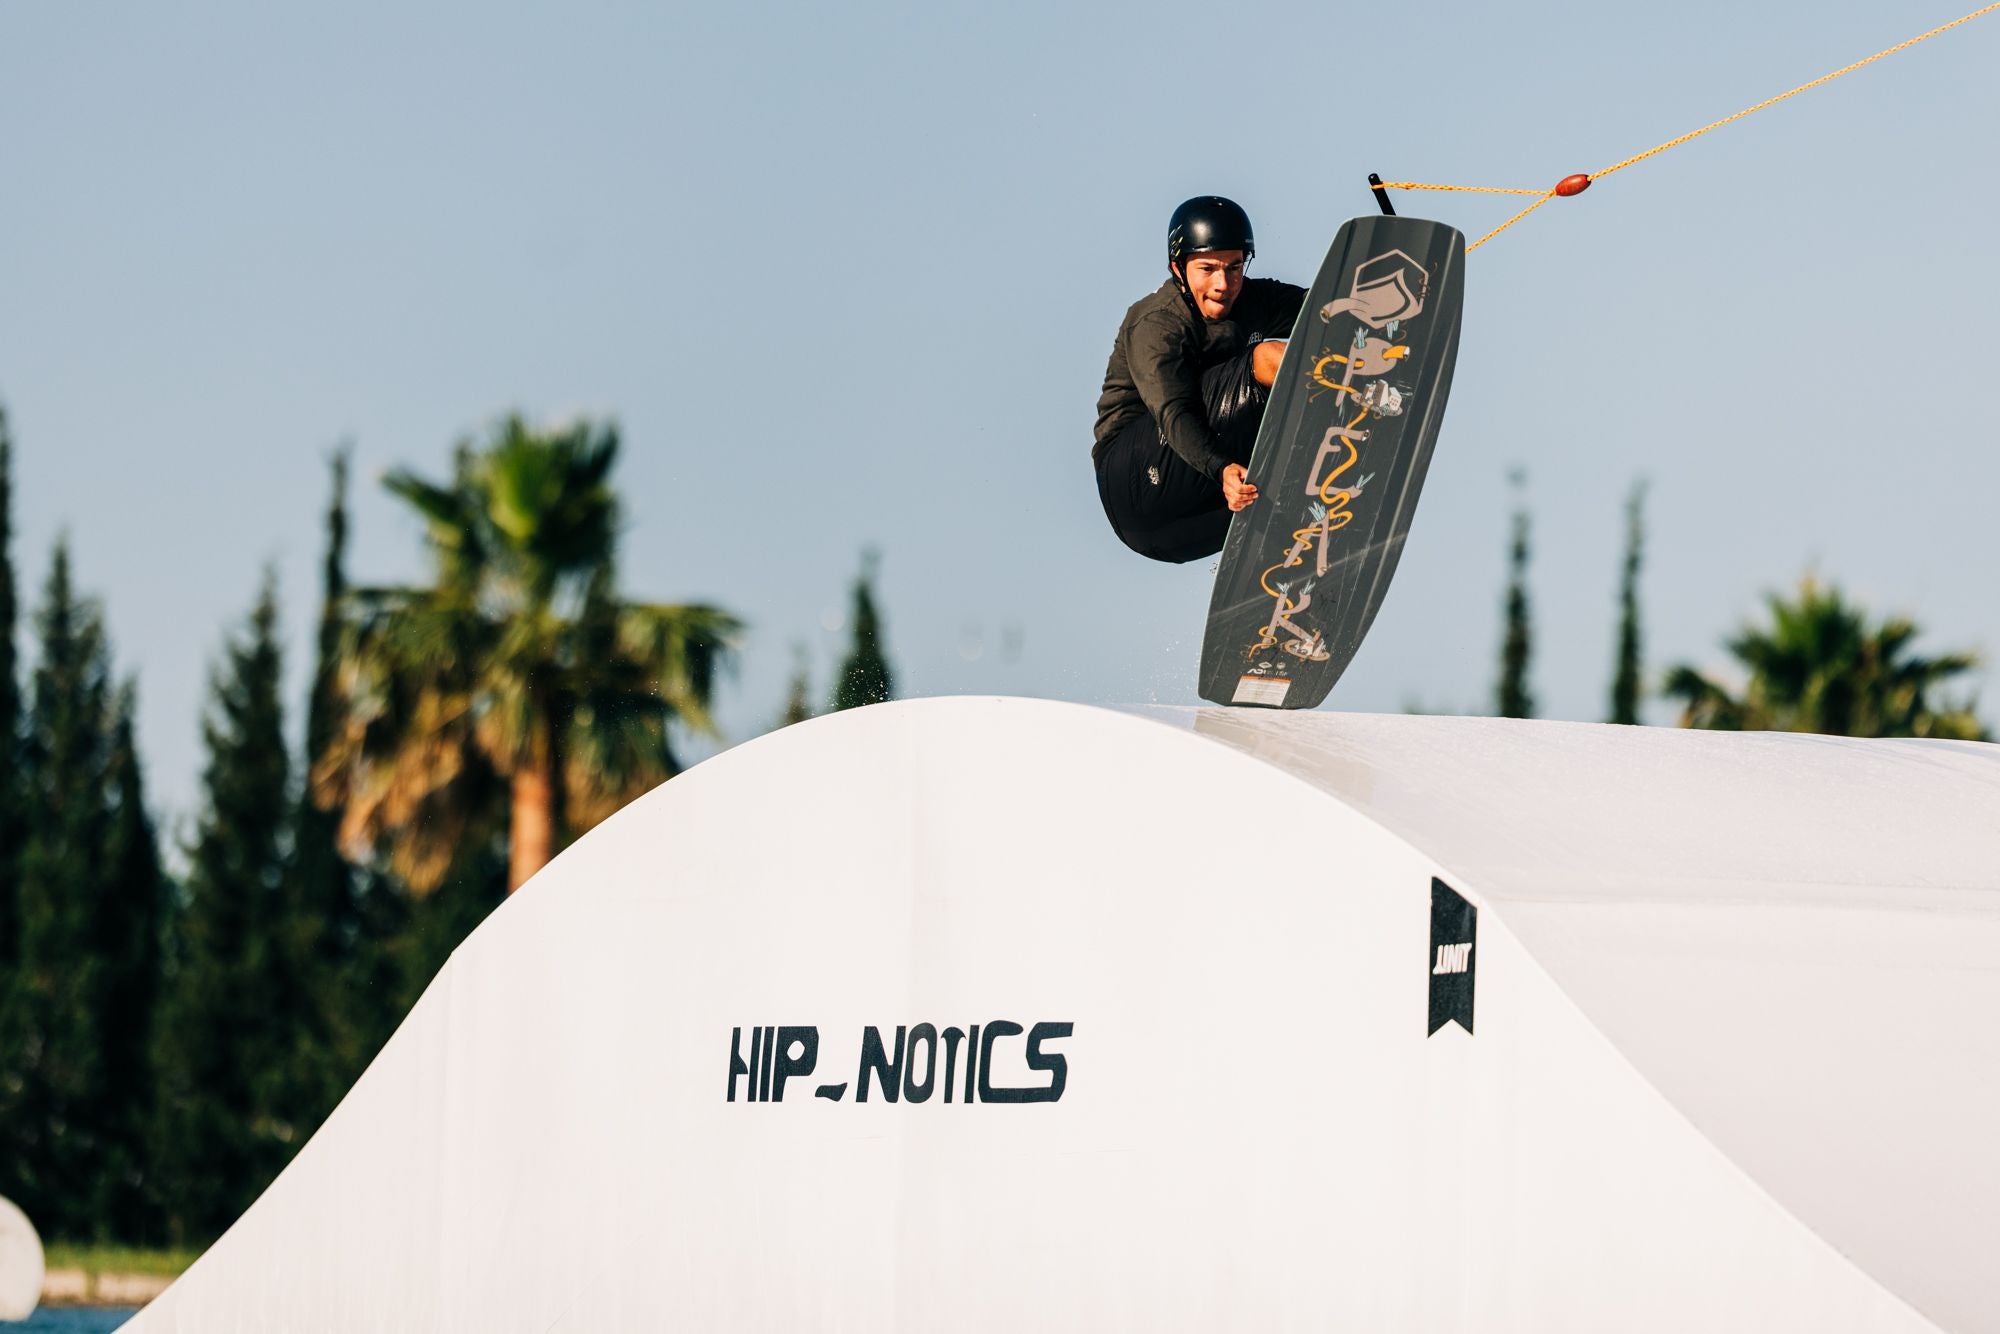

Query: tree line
left=1492, top=474, right=1986, bottom=738
left=0, top=404, right=1986, bottom=1252
left=0, top=406, right=894, bottom=1247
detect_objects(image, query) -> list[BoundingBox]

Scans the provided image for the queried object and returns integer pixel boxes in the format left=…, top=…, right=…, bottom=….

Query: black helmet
left=1168, top=196, right=1255, bottom=267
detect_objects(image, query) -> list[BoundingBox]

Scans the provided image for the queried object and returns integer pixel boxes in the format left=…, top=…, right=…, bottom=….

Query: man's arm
left=1127, top=308, right=1232, bottom=480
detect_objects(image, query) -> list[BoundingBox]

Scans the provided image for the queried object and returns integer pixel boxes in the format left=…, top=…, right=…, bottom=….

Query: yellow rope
left=1376, top=182, right=1544, bottom=197
left=1467, top=194, right=1557, bottom=253
left=1381, top=1, right=2000, bottom=252
left=1592, top=1, right=2000, bottom=181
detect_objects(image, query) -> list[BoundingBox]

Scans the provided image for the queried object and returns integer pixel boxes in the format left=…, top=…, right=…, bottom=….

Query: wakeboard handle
left=1367, top=173, right=1396, bottom=217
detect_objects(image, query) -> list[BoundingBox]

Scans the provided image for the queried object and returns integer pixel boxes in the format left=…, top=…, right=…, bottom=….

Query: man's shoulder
left=1118, top=282, right=1198, bottom=349
left=1244, top=276, right=1308, bottom=304
left=1122, top=280, right=1187, bottom=323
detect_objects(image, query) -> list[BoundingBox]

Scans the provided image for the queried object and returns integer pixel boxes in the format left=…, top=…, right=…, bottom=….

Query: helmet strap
left=1171, top=262, right=1205, bottom=323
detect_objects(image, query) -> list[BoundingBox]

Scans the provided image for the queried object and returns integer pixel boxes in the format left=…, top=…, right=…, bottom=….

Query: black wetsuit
left=1093, top=277, right=1306, bottom=563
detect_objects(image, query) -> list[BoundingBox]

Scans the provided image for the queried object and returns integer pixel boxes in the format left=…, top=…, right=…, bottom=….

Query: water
left=10, top=1309, right=137, bottom=1331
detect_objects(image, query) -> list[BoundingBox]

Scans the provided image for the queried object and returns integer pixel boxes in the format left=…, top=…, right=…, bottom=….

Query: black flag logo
left=1428, top=877, right=1477, bottom=1037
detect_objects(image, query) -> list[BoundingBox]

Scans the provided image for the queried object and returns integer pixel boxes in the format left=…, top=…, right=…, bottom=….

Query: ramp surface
left=129, top=699, right=2000, bottom=1332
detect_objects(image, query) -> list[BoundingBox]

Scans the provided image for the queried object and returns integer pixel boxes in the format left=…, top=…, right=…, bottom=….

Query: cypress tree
left=284, top=450, right=362, bottom=1133
left=0, top=540, right=116, bottom=1239
left=0, top=414, right=17, bottom=1216
left=291, top=447, right=408, bottom=1138
left=91, top=684, right=167, bottom=1240
left=779, top=643, right=813, bottom=728
left=153, top=575, right=293, bottom=1243
left=1496, top=475, right=1535, bottom=719
left=1608, top=480, right=1648, bottom=725
left=0, top=408, right=21, bottom=969
left=296, top=451, right=349, bottom=945
left=832, top=551, right=894, bottom=711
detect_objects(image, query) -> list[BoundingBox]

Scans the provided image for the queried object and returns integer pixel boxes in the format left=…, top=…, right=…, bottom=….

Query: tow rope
left=1375, top=2, right=2000, bottom=253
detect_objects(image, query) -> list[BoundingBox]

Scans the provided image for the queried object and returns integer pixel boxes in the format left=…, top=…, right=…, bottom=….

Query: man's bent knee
left=1253, top=340, right=1287, bottom=387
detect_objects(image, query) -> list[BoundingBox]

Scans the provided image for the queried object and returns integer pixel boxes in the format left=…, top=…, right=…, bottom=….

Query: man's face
left=1178, top=250, right=1246, bottom=320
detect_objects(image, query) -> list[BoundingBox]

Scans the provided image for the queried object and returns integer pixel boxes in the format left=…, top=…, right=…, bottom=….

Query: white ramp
left=129, top=698, right=2000, bottom=1332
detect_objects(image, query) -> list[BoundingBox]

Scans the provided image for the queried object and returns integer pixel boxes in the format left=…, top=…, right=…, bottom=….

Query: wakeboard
left=1198, top=215, right=1464, bottom=709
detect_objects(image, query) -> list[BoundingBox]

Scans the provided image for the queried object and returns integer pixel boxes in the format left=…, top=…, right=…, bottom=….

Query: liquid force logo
left=727, top=1021, right=1073, bottom=1105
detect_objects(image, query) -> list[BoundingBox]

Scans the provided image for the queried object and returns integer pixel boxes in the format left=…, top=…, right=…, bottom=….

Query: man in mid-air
left=1093, top=196, right=1305, bottom=563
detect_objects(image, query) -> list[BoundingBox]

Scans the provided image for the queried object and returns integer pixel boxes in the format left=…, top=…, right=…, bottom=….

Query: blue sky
left=4, top=0, right=1997, bottom=825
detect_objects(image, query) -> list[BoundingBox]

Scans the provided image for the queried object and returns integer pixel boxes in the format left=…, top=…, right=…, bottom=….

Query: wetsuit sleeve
left=1128, top=307, right=1232, bottom=480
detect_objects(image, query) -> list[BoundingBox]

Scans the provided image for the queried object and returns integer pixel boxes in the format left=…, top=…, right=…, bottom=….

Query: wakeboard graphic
left=1198, top=215, right=1464, bottom=709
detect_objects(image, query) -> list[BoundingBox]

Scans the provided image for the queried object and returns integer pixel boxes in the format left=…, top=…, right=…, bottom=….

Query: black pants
left=1095, top=350, right=1269, bottom=564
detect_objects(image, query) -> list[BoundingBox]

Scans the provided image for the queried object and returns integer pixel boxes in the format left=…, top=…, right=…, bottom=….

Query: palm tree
left=1663, top=576, right=1986, bottom=739
left=313, top=415, right=740, bottom=893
